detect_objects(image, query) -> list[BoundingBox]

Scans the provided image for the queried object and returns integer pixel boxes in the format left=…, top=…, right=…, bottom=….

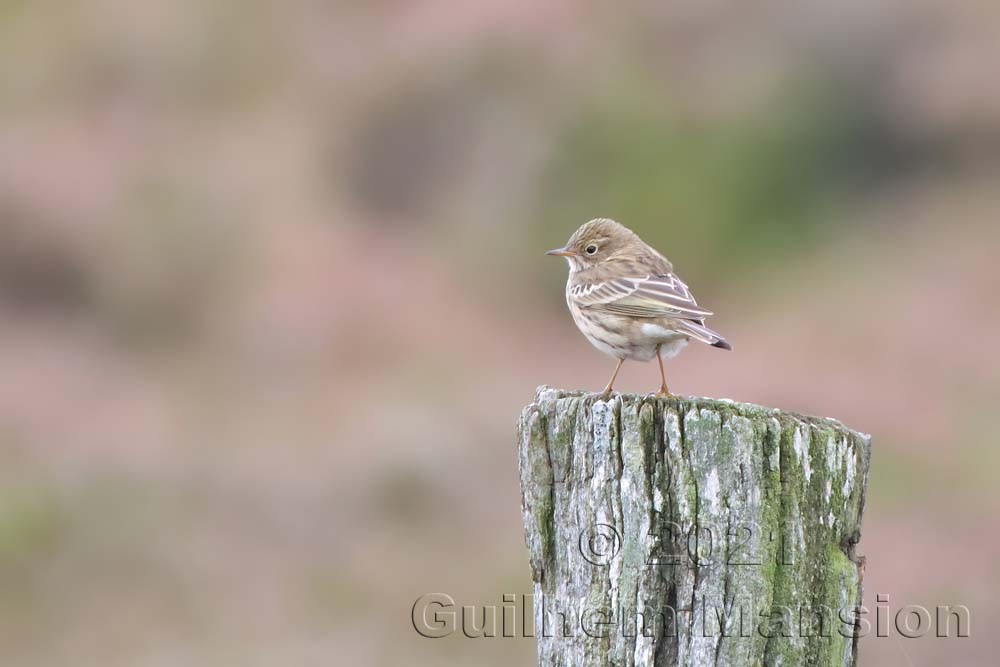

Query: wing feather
left=571, top=274, right=713, bottom=319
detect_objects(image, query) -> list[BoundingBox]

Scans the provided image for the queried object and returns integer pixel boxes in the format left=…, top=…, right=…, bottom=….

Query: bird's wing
left=571, top=274, right=713, bottom=319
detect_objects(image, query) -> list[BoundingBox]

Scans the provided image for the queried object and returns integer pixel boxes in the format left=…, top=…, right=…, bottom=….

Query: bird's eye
left=585, top=244, right=598, bottom=255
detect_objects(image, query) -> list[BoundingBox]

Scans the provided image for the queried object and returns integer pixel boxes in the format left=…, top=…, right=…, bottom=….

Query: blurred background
left=1, top=1, right=998, bottom=665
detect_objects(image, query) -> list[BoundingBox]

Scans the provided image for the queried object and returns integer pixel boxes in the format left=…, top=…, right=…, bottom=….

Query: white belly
left=566, top=290, right=689, bottom=362
left=640, top=323, right=689, bottom=359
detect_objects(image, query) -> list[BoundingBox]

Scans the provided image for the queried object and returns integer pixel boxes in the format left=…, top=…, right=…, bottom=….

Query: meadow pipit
left=547, top=218, right=731, bottom=396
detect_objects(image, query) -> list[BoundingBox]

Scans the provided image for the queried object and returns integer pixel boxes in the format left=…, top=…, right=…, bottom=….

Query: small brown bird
left=547, top=218, right=731, bottom=396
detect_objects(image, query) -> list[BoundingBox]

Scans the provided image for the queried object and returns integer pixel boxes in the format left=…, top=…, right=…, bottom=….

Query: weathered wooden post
left=518, top=387, right=871, bottom=667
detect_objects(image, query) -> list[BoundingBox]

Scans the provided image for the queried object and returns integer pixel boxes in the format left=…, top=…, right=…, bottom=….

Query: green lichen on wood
left=518, top=387, right=871, bottom=667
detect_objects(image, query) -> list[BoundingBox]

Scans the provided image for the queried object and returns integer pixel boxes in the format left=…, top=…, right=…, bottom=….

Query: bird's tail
left=676, top=320, right=732, bottom=351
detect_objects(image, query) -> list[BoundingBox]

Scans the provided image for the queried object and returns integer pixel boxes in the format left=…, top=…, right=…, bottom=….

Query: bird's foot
left=654, top=385, right=672, bottom=398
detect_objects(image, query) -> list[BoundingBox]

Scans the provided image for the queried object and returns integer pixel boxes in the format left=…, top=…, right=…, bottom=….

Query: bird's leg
left=655, top=344, right=671, bottom=397
left=602, top=358, right=626, bottom=396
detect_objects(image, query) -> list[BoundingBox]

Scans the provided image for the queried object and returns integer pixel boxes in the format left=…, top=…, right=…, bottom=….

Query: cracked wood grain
left=518, top=387, right=871, bottom=667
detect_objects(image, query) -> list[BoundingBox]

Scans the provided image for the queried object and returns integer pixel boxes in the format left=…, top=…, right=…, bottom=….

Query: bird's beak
left=546, top=247, right=577, bottom=257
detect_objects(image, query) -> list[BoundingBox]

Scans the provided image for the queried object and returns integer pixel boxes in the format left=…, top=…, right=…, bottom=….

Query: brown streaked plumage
left=547, top=218, right=731, bottom=396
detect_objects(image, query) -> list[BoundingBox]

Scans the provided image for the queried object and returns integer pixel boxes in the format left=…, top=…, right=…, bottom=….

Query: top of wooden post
left=527, top=385, right=871, bottom=442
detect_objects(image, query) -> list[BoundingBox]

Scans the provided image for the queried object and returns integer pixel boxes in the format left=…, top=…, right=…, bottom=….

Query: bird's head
left=546, top=218, right=644, bottom=272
